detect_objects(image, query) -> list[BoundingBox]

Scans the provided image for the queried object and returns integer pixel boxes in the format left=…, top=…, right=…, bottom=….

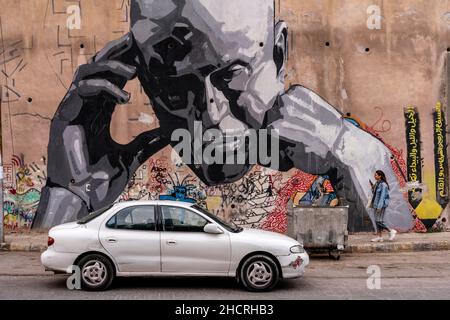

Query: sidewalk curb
left=1, top=242, right=46, bottom=252
left=345, top=240, right=450, bottom=253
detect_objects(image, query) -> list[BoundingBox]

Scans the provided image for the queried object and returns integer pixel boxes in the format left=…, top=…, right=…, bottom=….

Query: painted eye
left=223, top=64, right=245, bottom=82
left=229, top=65, right=245, bottom=72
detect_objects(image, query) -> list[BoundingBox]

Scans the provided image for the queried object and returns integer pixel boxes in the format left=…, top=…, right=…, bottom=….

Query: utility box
left=287, top=200, right=349, bottom=260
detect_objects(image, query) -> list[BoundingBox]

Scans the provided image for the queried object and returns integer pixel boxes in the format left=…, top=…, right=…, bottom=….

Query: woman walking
left=370, top=170, right=397, bottom=242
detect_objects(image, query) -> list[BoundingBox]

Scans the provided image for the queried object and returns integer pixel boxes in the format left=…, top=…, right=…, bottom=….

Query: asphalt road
left=0, top=250, right=449, bottom=299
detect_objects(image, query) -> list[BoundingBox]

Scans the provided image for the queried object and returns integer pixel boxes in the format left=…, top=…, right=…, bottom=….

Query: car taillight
left=47, top=236, right=55, bottom=246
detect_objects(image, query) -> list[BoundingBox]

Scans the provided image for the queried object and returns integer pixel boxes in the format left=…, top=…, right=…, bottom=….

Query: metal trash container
left=287, top=200, right=349, bottom=260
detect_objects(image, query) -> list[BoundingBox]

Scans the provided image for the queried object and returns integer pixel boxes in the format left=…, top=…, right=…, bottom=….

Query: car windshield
left=192, top=205, right=243, bottom=233
left=77, top=204, right=113, bottom=224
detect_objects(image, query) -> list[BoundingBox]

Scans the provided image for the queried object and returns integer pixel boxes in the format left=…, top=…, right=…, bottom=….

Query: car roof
left=112, top=200, right=196, bottom=209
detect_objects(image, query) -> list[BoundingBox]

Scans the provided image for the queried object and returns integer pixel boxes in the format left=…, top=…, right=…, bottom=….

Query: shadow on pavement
left=45, top=274, right=306, bottom=293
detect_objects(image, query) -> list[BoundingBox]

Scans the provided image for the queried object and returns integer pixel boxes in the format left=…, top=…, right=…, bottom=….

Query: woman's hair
left=375, top=170, right=390, bottom=189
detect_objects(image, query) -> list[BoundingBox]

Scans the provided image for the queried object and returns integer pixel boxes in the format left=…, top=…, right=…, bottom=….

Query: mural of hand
left=33, top=34, right=169, bottom=229
left=269, top=85, right=415, bottom=231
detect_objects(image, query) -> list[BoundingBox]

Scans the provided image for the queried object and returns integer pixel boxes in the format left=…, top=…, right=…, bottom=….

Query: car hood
left=230, top=228, right=300, bottom=254
left=239, top=228, right=297, bottom=242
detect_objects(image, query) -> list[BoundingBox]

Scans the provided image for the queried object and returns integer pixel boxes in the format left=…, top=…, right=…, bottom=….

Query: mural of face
left=32, top=0, right=416, bottom=232
left=130, top=0, right=287, bottom=184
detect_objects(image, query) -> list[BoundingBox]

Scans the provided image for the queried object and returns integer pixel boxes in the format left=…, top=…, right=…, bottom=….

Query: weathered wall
left=281, top=0, right=450, bottom=230
left=1, top=0, right=449, bottom=232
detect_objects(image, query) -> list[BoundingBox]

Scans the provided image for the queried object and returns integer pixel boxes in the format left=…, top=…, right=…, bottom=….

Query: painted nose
left=204, top=74, right=229, bottom=125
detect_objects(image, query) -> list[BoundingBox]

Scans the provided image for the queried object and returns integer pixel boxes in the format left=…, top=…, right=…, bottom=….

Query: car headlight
left=290, top=245, right=305, bottom=253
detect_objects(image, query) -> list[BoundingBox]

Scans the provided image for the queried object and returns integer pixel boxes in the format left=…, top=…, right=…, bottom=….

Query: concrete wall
left=1, top=0, right=449, bottom=232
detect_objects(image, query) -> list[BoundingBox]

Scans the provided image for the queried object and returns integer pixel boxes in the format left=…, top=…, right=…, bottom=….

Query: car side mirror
left=203, top=223, right=223, bottom=234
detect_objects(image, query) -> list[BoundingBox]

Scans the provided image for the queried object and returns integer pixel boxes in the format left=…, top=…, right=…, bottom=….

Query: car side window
left=161, top=206, right=208, bottom=232
left=106, top=206, right=156, bottom=231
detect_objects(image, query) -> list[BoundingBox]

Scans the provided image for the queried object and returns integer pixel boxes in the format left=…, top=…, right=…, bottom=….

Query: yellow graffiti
left=415, top=198, right=443, bottom=220
left=405, top=107, right=420, bottom=182
left=414, top=172, right=442, bottom=220
left=205, top=196, right=222, bottom=211
left=434, top=102, right=447, bottom=199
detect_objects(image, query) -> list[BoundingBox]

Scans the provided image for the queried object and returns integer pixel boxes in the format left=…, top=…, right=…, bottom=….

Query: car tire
left=238, top=254, right=279, bottom=292
left=77, top=254, right=114, bottom=291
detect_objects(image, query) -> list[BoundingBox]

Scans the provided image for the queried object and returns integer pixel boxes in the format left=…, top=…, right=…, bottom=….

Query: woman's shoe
left=389, top=229, right=397, bottom=241
left=371, top=237, right=383, bottom=242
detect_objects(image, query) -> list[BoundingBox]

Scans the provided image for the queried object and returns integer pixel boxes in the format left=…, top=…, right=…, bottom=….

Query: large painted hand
left=33, top=34, right=169, bottom=229
left=269, top=85, right=414, bottom=231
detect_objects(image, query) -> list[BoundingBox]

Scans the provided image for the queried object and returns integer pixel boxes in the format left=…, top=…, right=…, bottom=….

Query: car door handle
left=166, top=240, right=177, bottom=245
left=106, top=238, right=118, bottom=243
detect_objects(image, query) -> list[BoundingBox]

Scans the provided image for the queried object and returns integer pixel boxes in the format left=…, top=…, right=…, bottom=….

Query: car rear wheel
left=78, top=254, right=114, bottom=291
left=238, top=255, right=279, bottom=292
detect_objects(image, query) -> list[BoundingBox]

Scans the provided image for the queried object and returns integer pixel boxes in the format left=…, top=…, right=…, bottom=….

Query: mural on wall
left=404, top=106, right=423, bottom=209
left=2, top=154, right=45, bottom=230
left=1, top=0, right=449, bottom=233
left=30, top=0, right=415, bottom=232
left=433, top=102, right=449, bottom=210
left=118, top=157, right=285, bottom=229
left=292, top=175, right=338, bottom=207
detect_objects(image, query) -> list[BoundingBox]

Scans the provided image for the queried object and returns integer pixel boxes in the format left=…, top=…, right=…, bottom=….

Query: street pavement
left=0, top=250, right=449, bottom=299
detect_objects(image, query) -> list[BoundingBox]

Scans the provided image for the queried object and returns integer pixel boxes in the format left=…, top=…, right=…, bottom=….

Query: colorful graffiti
left=404, top=106, right=423, bottom=209
left=2, top=154, right=45, bottom=230
left=433, top=102, right=449, bottom=209
left=117, top=154, right=344, bottom=232
left=119, top=158, right=282, bottom=229
left=293, top=176, right=338, bottom=207
left=3, top=161, right=45, bottom=230
left=397, top=103, right=450, bottom=230
left=3, top=186, right=41, bottom=231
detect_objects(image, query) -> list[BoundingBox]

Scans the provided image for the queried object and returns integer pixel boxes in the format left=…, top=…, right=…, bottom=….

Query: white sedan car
left=41, top=200, right=309, bottom=292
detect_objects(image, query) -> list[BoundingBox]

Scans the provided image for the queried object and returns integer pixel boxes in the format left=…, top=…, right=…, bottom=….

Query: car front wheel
left=238, top=255, right=280, bottom=292
left=77, top=254, right=114, bottom=291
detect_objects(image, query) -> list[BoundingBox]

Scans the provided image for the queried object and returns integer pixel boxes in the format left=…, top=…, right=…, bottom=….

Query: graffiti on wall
left=2, top=0, right=449, bottom=233
left=399, top=103, right=450, bottom=229
left=404, top=106, right=423, bottom=209
left=118, top=157, right=284, bottom=229
left=22, top=0, right=416, bottom=233
left=2, top=164, right=15, bottom=189
left=16, top=0, right=415, bottom=232
left=433, top=102, right=449, bottom=210
left=2, top=154, right=45, bottom=230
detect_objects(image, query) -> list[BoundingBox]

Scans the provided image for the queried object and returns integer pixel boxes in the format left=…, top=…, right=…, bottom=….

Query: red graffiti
left=261, top=171, right=316, bottom=233
left=262, top=121, right=417, bottom=234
